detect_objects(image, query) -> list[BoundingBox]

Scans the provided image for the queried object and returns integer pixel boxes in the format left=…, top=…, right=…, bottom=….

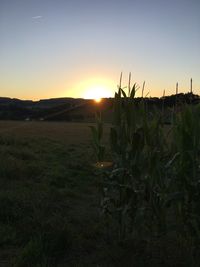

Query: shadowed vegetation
left=1, top=84, right=200, bottom=266
left=90, top=79, right=200, bottom=266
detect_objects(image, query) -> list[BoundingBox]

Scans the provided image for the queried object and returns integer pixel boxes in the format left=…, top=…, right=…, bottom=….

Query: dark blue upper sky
left=0, top=0, right=199, bottom=99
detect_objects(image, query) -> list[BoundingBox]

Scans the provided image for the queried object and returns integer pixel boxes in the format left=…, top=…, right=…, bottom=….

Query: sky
left=0, top=0, right=199, bottom=100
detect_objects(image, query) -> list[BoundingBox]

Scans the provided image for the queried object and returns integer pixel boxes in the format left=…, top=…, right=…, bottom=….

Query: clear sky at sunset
left=0, top=0, right=199, bottom=100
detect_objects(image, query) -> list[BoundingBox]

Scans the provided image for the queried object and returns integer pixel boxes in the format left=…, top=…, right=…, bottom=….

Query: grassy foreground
left=0, top=122, right=104, bottom=266
left=0, top=121, right=198, bottom=266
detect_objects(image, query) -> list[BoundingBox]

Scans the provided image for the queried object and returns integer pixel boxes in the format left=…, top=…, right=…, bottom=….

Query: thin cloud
left=32, top=16, right=43, bottom=19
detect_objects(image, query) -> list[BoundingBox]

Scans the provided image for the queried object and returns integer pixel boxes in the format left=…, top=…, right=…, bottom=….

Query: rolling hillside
left=0, top=93, right=199, bottom=122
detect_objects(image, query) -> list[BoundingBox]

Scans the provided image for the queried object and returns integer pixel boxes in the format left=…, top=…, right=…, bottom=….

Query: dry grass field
left=0, top=121, right=110, bottom=145
left=0, top=120, right=115, bottom=267
left=0, top=116, right=198, bottom=267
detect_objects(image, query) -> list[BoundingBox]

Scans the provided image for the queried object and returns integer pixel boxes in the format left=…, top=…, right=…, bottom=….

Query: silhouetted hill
left=0, top=93, right=199, bottom=121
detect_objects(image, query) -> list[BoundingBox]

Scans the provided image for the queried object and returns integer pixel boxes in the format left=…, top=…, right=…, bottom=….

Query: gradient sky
left=0, top=0, right=199, bottom=100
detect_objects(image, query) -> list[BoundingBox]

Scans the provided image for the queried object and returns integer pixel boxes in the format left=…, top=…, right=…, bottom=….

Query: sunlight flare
left=94, top=97, right=102, bottom=103
left=83, top=85, right=112, bottom=100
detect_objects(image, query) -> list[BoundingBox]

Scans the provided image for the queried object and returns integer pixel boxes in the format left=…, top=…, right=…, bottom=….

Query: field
left=0, top=121, right=110, bottom=143
left=0, top=121, right=110, bottom=266
left=0, top=121, right=125, bottom=267
left=0, top=113, right=200, bottom=266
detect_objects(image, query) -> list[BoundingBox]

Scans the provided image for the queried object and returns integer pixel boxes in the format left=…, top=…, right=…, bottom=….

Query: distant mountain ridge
left=0, top=93, right=199, bottom=121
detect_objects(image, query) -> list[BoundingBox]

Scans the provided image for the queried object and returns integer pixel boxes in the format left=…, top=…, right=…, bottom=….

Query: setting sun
left=84, top=86, right=104, bottom=100
left=67, top=77, right=115, bottom=100
left=94, top=98, right=102, bottom=103
left=83, top=84, right=113, bottom=100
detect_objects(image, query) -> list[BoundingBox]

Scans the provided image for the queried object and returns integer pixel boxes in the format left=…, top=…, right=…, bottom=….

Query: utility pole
left=190, top=78, right=193, bottom=94
left=176, top=82, right=178, bottom=95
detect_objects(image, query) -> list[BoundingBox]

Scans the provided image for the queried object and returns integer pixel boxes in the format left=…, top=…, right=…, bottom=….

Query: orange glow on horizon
left=94, top=97, right=102, bottom=103
left=69, top=77, right=114, bottom=100
left=84, top=86, right=110, bottom=100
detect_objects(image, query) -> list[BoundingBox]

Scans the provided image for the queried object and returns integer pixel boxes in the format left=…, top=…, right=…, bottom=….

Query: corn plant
left=91, top=76, right=200, bottom=258
left=171, top=104, right=200, bottom=241
left=89, top=112, right=105, bottom=162
left=99, top=80, right=170, bottom=241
